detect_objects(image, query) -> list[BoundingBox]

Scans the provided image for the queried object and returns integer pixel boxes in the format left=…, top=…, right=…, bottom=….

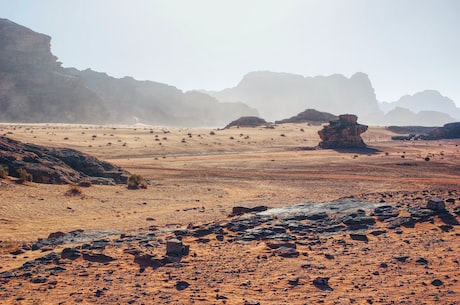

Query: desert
left=1, top=122, right=459, bottom=305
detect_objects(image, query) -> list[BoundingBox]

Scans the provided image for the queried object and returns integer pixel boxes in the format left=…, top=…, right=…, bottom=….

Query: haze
left=1, top=0, right=459, bottom=106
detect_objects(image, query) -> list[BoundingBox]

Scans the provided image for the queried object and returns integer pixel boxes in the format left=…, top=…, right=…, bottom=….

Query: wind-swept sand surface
left=1, top=123, right=459, bottom=304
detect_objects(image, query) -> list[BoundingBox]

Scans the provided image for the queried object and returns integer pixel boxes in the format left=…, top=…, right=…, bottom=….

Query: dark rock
left=175, top=280, right=190, bottom=291
left=0, top=271, right=15, bottom=278
left=61, top=248, right=81, bottom=260
left=265, top=241, right=296, bottom=249
left=388, top=217, right=416, bottom=229
left=230, top=205, right=268, bottom=216
left=379, top=262, right=388, bottom=268
left=431, top=279, right=444, bottom=286
left=30, top=276, right=48, bottom=284
left=393, top=256, right=409, bottom=263
left=318, top=114, right=368, bottom=149
left=166, top=239, right=189, bottom=256
left=288, top=277, right=300, bottom=286
left=82, top=253, right=116, bottom=263
left=372, top=205, right=399, bottom=221
left=313, top=277, right=332, bottom=291
left=370, top=230, right=387, bottom=236
left=244, top=301, right=260, bottom=305
left=342, top=212, right=376, bottom=227
left=415, top=257, right=429, bottom=265
left=349, top=234, right=369, bottom=242
left=274, top=247, right=299, bottom=258
left=427, top=198, right=446, bottom=211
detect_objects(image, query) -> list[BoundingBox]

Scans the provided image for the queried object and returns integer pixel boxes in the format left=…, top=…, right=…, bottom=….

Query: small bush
left=17, top=168, right=32, bottom=183
left=0, top=165, right=8, bottom=179
left=66, top=184, right=82, bottom=196
left=127, top=174, right=147, bottom=189
left=424, top=157, right=430, bottom=162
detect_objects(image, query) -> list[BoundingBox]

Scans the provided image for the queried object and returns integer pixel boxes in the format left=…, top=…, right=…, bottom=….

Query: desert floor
left=0, top=123, right=459, bottom=304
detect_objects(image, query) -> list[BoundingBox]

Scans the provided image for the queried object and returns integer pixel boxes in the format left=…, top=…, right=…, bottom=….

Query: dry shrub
left=127, top=174, right=147, bottom=189
left=17, top=168, right=32, bottom=183
left=66, top=184, right=83, bottom=196
left=0, top=165, right=8, bottom=178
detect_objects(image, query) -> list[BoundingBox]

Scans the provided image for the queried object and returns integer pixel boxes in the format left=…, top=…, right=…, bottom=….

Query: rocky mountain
left=380, top=90, right=460, bottom=119
left=206, top=71, right=383, bottom=124
left=0, top=19, right=257, bottom=127
left=382, top=107, right=457, bottom=126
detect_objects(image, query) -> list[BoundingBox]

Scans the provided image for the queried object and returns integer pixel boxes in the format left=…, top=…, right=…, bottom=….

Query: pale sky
left=1, top=0, right=459, bottom=105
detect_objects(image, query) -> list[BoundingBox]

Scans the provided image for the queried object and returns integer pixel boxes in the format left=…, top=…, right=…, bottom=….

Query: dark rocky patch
left=275, top=109, right=338, bottom=125
left=0, top=136, right=129, bottom=184
left=224, top=116, right=268, bottom=129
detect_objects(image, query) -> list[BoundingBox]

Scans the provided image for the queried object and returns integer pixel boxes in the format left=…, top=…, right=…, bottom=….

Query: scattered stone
left=313, top=277, right=332, bottom=291
left=166, top=239, right=189, bottom=256
left=431, top=279, right=443, bottom=286
left=82, top=253, right=116, bottom=263
left=394, top=256, right=409, bottom=263
left=175, top=280, right=190, bottom=291
left=427, top=198, right=446, bottom=211
left=415, top=257, right=429, bottom=265
left=274, top=247, right=299, bottom=258
left=349, top=234, right=369, bottom=242
left=30, top=276, right=48, bottom=284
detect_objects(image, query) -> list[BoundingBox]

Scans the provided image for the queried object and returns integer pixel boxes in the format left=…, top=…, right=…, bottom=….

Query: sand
left=0, top=123, right=459, bottom=304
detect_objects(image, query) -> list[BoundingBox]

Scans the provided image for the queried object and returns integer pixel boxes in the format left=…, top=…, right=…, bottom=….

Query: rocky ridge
left=0, top=135, right=129, bottom=184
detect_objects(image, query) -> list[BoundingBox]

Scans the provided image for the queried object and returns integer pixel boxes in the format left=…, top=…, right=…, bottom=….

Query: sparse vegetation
left=17, top=168, right=32, bottom=183
left=0, top=165, right=8, bottom=178
left=65, top=184, right=83, bottom=196
left=127, top=174, right=147, bottom=189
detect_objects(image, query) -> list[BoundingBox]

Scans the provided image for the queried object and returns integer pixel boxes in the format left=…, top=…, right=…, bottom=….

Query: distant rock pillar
left=318, top=114, right=368, bottom=149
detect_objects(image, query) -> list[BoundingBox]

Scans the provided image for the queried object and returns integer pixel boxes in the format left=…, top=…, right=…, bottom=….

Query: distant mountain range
left=0, top=18, right=458, bottom=127
left=0, top=18, right=256, bottom=126
left=205, top=71, right=459, bottom=126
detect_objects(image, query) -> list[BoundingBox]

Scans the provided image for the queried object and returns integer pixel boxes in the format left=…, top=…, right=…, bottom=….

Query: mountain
left=274, top=109, right=338, bottom=125
left=382, top=107, right=457, bottom=126
left=0, top=18, right=256, bottom=127
left=380, top=90, right=460, bottom=119
left=205, top=71, right=383, bottom=123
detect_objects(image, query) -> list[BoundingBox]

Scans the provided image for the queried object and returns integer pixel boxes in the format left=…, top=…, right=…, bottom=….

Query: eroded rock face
left=318, top=114, right=368, bottom=149
left=422, top=122, right=460, bottom=140
left=0, top=136, right=129, bottom=184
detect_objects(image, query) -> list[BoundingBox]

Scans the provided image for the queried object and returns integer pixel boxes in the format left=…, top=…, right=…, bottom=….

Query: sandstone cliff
left=0, top=19, right=257, bottom=127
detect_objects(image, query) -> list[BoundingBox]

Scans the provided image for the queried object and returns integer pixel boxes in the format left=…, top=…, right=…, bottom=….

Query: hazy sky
left=1, top=0, right=459, bottom=105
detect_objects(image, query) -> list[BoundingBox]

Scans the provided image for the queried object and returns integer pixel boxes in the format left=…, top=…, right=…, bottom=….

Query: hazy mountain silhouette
left=205, top=71, right=383, bottom=123
left=380, top=90, right=460, bottom=120
left=0, top=19, right=257, bottom=126
left=206, top=72, right=459, bottom=126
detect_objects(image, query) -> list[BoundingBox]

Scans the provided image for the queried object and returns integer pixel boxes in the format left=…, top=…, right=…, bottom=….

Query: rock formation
left=0, top=18, right=257, bottom=127
left=318, top=114, right=368, bottom=149
left=224, top=116, right=268, bottom=129
left=421, top=122, right=460, bottom=140
left=275, top=109, right=338, bottom=125
left=0, top=136, right=129, bottom=184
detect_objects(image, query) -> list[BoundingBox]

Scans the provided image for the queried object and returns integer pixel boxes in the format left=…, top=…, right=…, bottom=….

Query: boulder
left=426, top=198, right=446, bottom=211
left=318, top=114, right=368, bottom=149
left=166, top=239, right=189, bottom=257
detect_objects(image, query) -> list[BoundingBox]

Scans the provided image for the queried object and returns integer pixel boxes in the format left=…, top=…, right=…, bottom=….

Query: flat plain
left=0, top=123, right=459, bottom=304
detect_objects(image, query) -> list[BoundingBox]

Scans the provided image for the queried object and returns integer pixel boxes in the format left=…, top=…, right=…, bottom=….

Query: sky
left=1, top=0, right=459, bottom=105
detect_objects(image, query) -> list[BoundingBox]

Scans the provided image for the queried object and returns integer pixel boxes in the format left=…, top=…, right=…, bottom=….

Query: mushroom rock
left=318, top=114, right=368, bottom=149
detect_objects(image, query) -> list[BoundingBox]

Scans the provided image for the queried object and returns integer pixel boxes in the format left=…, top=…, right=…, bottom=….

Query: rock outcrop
left=0, top=136, right=129, bottom=184
left=275, top=109, right=338, bottom=125
left=318, top=114, right=368, bottom=149
left=224, top=116, right=268, bottom=129
left=421, top=122, right=460, bottom=140
left=0, top=19, right=257, bottom=127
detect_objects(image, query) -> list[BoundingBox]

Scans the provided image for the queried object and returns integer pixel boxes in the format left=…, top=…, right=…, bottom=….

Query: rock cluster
left=318, top=114, right=368, bottom=149
left=422, top=122, right=460, bottom=140
left=274, top=109, right=338, bottom=125
left=0, top=136, right=129, bottom=184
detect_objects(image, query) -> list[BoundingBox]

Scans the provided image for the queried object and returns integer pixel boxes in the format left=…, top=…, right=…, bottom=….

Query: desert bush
left=17, top=168, right=32, bottom=183
left=66, top=184, right=83, bottom=196
left=0, top=165, right=8, bottom=178
left=127, top=174, right=147, bottom=189
left=424, top=157, right=430, bottom=161
left=78, top=180, right=92, bottom=187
